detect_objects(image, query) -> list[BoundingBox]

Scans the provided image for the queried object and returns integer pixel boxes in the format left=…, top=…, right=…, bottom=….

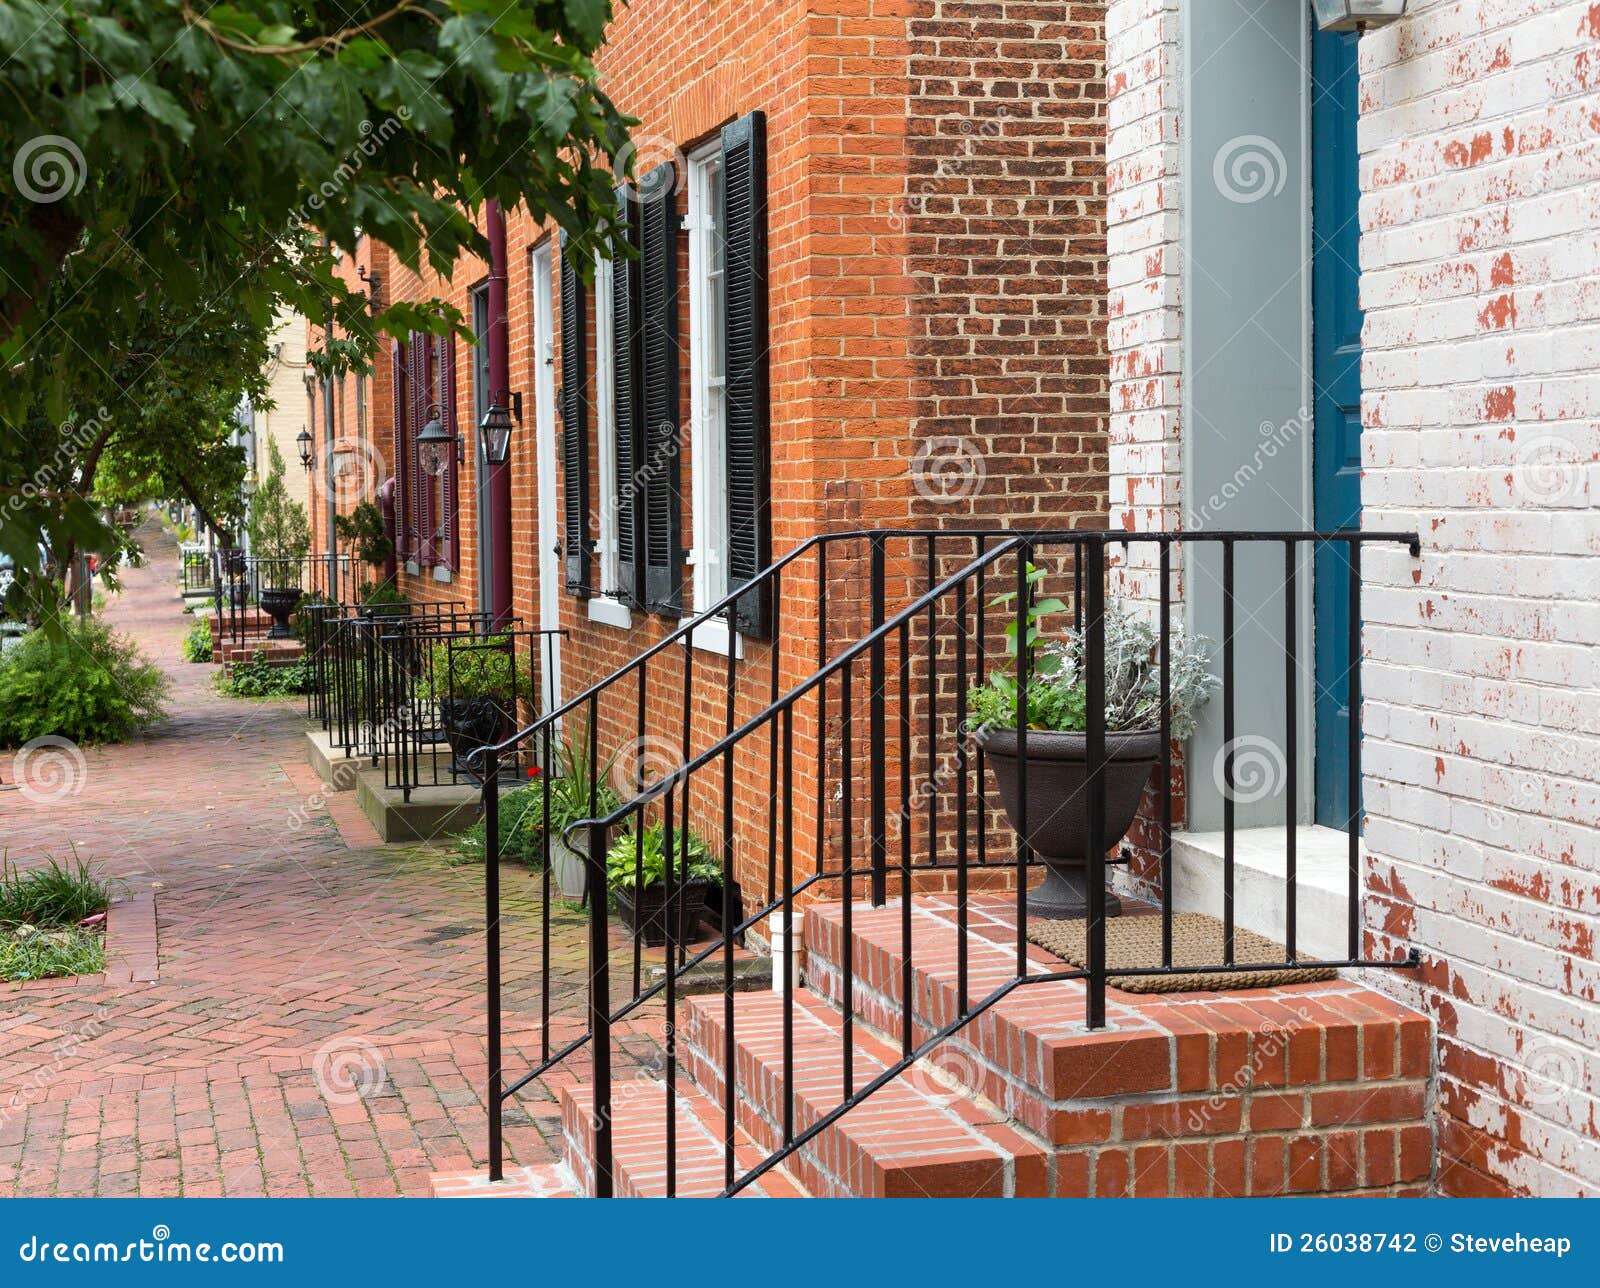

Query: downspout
left=486, top=199, right=514, bottom=629
left=323, top=314, right=338, bottom=604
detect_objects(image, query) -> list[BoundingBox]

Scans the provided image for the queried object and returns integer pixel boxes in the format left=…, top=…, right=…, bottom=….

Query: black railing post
left=868, top=534, right=888, bottom=906
left=1084, top=536, right=1107, bottom=1031
left=587, top=813, right=614, bottom=1197
left=1347, top=538, right=1362, bottom=962
left=483, top=747, right=503, bottom=1182
left=1014, top=542, right=1032, bottom=975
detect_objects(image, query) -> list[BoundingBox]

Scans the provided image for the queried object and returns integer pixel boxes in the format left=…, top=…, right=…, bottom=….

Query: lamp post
left=1310, top=0, right=1406, bottom=31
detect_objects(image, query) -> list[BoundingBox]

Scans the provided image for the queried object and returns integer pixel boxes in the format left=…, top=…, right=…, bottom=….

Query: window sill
left=1160, top=824, right=1360, bottom=964
left=687, top=616, right=743, bottom=660
left=587, top=597, right=634, bottom=630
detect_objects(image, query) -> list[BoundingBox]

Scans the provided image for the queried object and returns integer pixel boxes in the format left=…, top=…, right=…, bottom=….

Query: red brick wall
left=311, top=0, right=1110, bottom=916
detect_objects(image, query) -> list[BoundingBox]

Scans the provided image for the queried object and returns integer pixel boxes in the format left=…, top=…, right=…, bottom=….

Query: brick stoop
left=803, top=898, right=1434, bottom=1197
left=560, top=1081, right=808, bottom=1197
left=430, top=895, right=1433, bottom=1199
left=680, top=990, right=1047, bottom=1197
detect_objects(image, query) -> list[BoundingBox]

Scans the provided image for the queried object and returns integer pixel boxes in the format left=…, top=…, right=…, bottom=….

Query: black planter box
left=616, top=878, right=711, bottom=947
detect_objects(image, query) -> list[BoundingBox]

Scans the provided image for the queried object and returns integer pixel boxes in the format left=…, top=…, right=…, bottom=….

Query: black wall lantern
left=296, top=426, right=315, bottom=471
left=415, top=403, right=460, bottom=478
left=1311, top=0, right=1406, bottom=31
left=479, top=389, right=521, bottom=466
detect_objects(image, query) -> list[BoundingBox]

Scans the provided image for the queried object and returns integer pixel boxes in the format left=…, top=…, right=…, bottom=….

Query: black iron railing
left=179, top=544, right=212, bottom=595
left=209, top=549, right=354, bottom=644
left=478, top=527, right=1421, bottom=1196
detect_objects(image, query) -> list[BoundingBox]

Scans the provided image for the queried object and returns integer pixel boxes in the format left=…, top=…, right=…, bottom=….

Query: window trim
left=589, top=253, right=632, bottom=629
left=686, top=140, right=737, bottom=657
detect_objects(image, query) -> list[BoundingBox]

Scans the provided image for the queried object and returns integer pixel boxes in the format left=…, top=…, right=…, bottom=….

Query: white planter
left=551, top=834, right=590, bottom=901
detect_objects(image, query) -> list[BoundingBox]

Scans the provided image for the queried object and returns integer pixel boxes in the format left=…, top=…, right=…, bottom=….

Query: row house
left=304, top=0, right=1597, bottom=1199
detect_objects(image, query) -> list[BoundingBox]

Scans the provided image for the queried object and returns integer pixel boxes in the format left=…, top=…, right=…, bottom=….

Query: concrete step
left=560, top=1079, right=807, bottom=1197
left=680, top=988, right=1047, bottom=1197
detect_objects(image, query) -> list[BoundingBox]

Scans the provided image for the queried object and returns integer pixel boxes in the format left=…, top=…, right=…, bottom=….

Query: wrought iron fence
left=477, top=526, right=1422, bottom=1196
left=209, top=549, right=354, bottom=644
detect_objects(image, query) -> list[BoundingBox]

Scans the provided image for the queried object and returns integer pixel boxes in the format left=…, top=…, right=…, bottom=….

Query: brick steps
left=799, top=896, right=1435, bottom=1196
left=680, top=988, right=1047, bottom=1197
left=560, top=1079, right=807, bottom=1198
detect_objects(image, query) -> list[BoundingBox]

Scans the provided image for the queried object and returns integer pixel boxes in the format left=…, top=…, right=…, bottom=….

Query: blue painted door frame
left=1311, top=28, right=1362, bottom=827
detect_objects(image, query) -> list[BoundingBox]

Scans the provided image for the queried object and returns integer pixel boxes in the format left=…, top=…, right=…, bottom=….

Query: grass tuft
left=0, top=851, right=113, bottom=928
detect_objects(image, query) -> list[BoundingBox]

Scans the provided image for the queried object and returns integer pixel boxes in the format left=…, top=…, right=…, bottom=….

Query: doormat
left=1028, top=911, right=1338, bottom=993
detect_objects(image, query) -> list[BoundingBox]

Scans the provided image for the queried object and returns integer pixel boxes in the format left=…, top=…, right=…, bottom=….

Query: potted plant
left=536, top=733, right=622, bottom=899
left=969, top=566, right=1217, bottom=920
left=606, top=820, right=720, bottom=947
left=416, top=635, right=531, bottom=777
left=246, top=440, right=312, bottom=638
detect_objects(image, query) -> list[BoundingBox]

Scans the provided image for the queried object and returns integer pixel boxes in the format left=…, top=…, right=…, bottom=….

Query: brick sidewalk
left=0, top=521, right=639, bottom=1197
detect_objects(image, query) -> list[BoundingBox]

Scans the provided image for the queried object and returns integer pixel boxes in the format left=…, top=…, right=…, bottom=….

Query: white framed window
left=686, top=142, right=738, bottom=656
left=589, top=253, right=632, bottom=629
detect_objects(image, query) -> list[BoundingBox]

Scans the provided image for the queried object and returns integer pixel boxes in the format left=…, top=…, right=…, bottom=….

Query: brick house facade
left=312, top=0, right=1111, bottom=901
left=310, top=0, right=1597, bottom=1197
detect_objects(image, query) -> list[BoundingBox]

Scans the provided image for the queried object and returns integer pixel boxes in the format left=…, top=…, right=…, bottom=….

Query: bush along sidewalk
left=0, top=618, right=169, bottom=746
left=216, top=650, right=310, bottom=698
left=0, top=853, right=114, bottom=983
left=182, top=617, right=213, bottom=663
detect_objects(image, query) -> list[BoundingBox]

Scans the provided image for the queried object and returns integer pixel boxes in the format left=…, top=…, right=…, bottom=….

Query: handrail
left=560, top=535, right=1024, bottom=839
left=482, top=525, right=1423, bottom=1196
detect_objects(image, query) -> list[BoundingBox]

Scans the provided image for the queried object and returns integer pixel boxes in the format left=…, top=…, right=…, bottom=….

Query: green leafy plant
left=605, top=820, right=720, bottom=892
left=0, top=853, right=112, bottom=927
left=968, top=567, right=1217, bottom=737
left=246, top=439, right=311, bottom=579
left=335, top=502, right=393, bottom=578
left=0, top=618, right=169, bottom=746
left=1, top=927, right=105, bottom=982
left=291, top=590, right=336, bottom=643
left=216, top=650, right=310, bottom=699
left=181, top=618, right=213, bottom=663
left=417, top=635, right=531, bottom=704
left=451, top=779, right=551, bottom=867
left=355, top=580, right=409, bottom=609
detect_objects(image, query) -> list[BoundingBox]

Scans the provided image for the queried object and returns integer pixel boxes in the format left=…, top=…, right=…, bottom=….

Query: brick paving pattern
left=0, top=520, right=654, bottom=1197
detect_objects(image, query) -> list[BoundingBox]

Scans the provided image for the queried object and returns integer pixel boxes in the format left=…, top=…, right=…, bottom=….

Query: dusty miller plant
left=968, top=566, right=1218, bottom=737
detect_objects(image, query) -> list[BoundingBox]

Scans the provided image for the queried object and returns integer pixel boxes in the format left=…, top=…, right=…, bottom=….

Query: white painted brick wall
left=1104, top=0, right=1600, bottom=1195
left=1360, top=0, right=1599, bottom=1196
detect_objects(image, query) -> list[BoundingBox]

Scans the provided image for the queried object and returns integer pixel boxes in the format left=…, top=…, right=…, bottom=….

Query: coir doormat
left=1028, top=911, right=1338, bottom=993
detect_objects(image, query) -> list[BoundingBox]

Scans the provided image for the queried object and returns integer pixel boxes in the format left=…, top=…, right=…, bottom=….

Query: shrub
left=291, top=591, right=336, bottom=643
left=0, top=618, right=169, bottom=746
left=0, top=853, right=111, bottom=927
left=217, top=650, right=309, bottom=698
left=181, top=618, right=213, bottom=662
left=356, top=580, right=408, bottom=609
left=246, top=439, right=311, bottom=574
left=451, top=780, right=550, bottom=867
left=417, top=634, right=531, bottom=703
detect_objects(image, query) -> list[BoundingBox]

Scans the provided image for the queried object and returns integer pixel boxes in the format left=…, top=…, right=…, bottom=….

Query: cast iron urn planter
left=975, top=727, right=1162, bottom=919
left=438, top=697, right=513, bottom=779
left=257, top=586, right=304, bottom=640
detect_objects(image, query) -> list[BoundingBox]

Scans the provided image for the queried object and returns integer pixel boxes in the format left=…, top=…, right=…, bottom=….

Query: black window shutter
left=390, top=339, right=409, bottom=563
left=611, top=190, right=645, bottom=608
left=720, top=111, right=772, bottom=637
left=639, top=160, right=683, bottom=614
left=559, top=234, right=591, bottom=597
